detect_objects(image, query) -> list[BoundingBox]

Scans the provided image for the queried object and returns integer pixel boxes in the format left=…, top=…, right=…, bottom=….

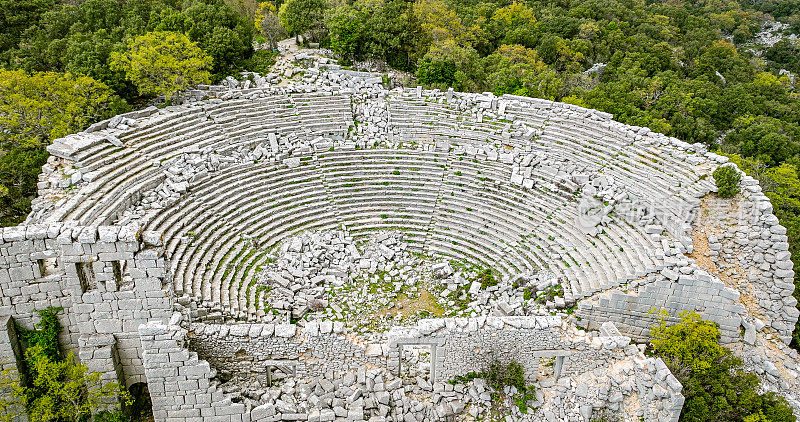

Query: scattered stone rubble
left=247, top=230, right=574, bottom=337
left=1, top=44, right=796, bottom=422
left=141, top=312, right=683, bottom=422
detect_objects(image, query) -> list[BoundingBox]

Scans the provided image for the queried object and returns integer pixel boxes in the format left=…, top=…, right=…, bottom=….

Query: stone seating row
left=56, top=94, right=344, bottom=221
left=147, top=160, right=334, bottom=301
left=142, top=148, right=670, bottom=318
left=207, top=93, right=352, bottom=141
left=387, top=99, right=511, bottom=146
left=183, top=167, right=334, bottom=305
left=57, top=93, right=351, bottom=225
left=318, top=149, right=447, bottom=249
left=52, top=108, right=225, bottom=223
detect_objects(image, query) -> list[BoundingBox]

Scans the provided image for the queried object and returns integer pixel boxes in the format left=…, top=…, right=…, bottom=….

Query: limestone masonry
left=2, top=50, right=800, bottom=421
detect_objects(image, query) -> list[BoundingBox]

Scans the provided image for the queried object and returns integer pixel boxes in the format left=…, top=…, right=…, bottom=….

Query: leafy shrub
left=244, top=50, right=279, bottom=75
left=475, top=268, right=498, bottom=289
left=713, top=165, right=741, bottom=198
left=23, top=345, right=130, bottom=422
left=535, top=285, right=564, bottom=304
left=451, top=360, right=536, bottom=414
left=416, top=58, right=457, bottom=87
left=16, top=307, right=63, bottom=361
left=649, top=312, right=795, bottom=422
left=5, top=307, right=132, bottom=422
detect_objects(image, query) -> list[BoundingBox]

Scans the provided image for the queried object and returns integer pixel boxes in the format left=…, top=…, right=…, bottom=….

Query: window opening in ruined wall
left=36, top=258, right=58, bottom=278
left=75, top=262, right=95, bottom=293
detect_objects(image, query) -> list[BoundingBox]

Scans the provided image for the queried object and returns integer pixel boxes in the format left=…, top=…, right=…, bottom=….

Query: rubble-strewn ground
left=257, top=230, right=569, bottom=339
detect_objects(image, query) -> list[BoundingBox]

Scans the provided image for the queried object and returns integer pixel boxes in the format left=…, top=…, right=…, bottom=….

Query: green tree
left=180, top=0, right=255, bottom=76
left=278, top=0, right=327, bottom=42
left=23, top=346, right=128, bottom=422
left=110, top=31, right=212, bottom=100
left=257, top=2, right=286, bottom=51
left=327, top=5, right=366, bottom=64
left=362, top=0, right=426, bottom=71
left=413, top=0, right=467, bottom=44
left=0, top=0, right=55, bottom=54
left=0, top=69, right=121, bottom=151
left=483, top=44, right=562, bottom=100
left=650, top=312, right=795, bottom=422
left=416, top=39, right=481, bottom=91
left=724, top=116, right=800, bottom=166
left=0, top=69, right=123, bottom=226
left=488, top=2, right=538, bottom=48
left=6, top=308, right=132, bottom=422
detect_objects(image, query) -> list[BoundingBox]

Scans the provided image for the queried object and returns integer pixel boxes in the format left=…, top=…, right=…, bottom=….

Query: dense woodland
left=0, top=0, right=800, bottom=419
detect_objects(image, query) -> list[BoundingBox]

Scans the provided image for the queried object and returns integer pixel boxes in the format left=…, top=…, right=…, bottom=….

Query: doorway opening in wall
left=400, top=344, right=432, bottom=383
left=264, top=362, right=297, bottom=387
left=127, top=382, right=154, bottom=422
left=537, top=354, right=566, bottom=380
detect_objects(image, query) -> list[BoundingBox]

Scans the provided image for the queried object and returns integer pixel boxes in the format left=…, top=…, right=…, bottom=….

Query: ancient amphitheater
left=2, top=52, right=800, bottom=422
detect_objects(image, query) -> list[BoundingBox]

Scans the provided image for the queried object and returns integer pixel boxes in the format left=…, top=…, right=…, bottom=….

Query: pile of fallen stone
left=252, top=230, right=576, bottom=335
left=256, top=230, right=449, bottom=333
left=256, top=230, right=355, bottom=319
left=437, top=267, right=573, bottom=316
left=113, top=151, right=225, bottom=225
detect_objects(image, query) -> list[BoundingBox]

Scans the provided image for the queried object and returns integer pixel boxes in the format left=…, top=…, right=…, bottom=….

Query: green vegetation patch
left=713, top=165, right=741, bottom=198
left=649, top=311, right=794, bottom=422
left=451, top=360, right=536, bottom=415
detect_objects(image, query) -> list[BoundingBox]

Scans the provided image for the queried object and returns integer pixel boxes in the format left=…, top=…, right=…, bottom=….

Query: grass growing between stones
left=534, top=285, right=564, bottom=304
left=382, top=289, right=445, bottom=319
left=450, top=360, right=536, bottom=417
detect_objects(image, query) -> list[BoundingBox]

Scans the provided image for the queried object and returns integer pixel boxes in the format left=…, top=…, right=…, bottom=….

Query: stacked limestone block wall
left=715, top=173, right=798, bottom=342
left=139, top=318, right=248, bottom=422
left=189, top=320, right=386, bottom=382
left=141, top=315, right=683, bottom=422
left=577, top=267, right=746, bottom=343
left=0, top=224, right=171, bottom=386
left=577, top=168, right=796, bottom=344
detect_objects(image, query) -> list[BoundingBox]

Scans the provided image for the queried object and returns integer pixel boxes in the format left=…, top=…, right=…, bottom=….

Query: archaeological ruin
left=2, top=52, right=800, bottom=421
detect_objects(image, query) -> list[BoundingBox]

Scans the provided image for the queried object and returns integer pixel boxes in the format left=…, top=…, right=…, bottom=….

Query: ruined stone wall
left=139, top=319, right=244, bottom=422
left=577, top=268, right=746, bottom=344
left=0, top=224, right=172, bottom=386
left=385, top=316, right=655, bottom=382
left=141, top=315, right=685, bottom=422
left=388, top=316, right=565, bottom=382
left=384, top=316, right=685, bottom=422
left=189, top=320, right=386, bottom=382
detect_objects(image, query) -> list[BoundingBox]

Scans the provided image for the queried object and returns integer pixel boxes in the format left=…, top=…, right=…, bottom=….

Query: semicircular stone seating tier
left=41, top=85, right=717, bottom=322
left=44, top=92, right=352, bottom=227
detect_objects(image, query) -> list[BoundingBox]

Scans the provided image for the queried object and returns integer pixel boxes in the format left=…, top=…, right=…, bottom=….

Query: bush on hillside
left=713, top=165, right=741, bottom=198
left=649, top=312, right=794, bottom=422
left=1, top=308, right=132, bottom=422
